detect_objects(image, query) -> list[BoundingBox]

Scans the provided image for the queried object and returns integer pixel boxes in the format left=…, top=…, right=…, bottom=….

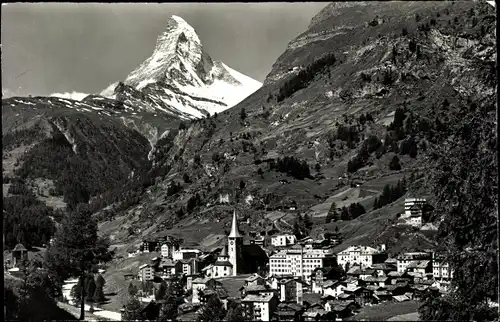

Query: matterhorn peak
left=102, top=14, right=261, bottom=119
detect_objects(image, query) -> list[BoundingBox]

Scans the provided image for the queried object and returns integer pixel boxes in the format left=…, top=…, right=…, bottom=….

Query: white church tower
left=228, top=210, right=243, bottom=276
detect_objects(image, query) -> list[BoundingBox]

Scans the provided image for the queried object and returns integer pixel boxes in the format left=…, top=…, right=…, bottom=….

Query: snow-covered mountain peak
left=102, top=15, right=262, bottom=119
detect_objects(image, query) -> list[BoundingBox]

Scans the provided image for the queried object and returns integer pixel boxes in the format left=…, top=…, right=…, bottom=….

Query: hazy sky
left=1, top=2, right=327, bottom=98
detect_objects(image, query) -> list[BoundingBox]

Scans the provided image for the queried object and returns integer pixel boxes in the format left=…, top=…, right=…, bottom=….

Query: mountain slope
left=101, top=15, right=262, bottom=119
left=97, top=1, right=495, bottom=256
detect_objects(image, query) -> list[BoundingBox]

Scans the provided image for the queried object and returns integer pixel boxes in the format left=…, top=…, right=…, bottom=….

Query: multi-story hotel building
left=403, top=198, right=427, bottom=217
left=336, top=245, right=387, bottom=270
left=269, top=246, right=336, bottom=281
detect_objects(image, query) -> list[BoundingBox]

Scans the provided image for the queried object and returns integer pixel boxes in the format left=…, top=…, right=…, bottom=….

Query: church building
left=228, top=210, right=244, bottom=276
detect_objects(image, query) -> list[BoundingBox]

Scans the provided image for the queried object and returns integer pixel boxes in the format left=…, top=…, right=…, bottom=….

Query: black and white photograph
left=2, top=1, right=498, bottom=321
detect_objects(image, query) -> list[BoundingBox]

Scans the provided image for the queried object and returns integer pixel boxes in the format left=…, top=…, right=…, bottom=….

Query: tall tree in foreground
left=45, top=204, right=106, bottom=320
left=418, top=82, right=497, bottom=318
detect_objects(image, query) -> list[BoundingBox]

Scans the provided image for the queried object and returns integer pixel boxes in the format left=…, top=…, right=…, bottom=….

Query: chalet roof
left=365, top=276, right=389, bottom=283
left=388, top=271, right=404, bottom=277
left=344, top=285, right=364, bottom=293
left=386, top=283, right=409, bottom=292
left=385, top=257, right=398, bottom=264
left=201, top=287, right=228, bottom=299
left=192, top=277, right=211, bottom=284
left=214, top=260, right=233, bottom=267
left=160, top=258, right=175, bottom=267
left=326, top=300, right=357, bottom=312
left=241, top=293, right=274, bottom=303
left=283, top=302, right=304, bottom=311
left=139, top=264, right=151, bottom=270
left=360, top=269, right=376, bottom=275
left=323, top=280, right=341, bottom=289
left=276, top=311, right=297, bottom=317
left=347, top=265, right=361, bottom=275
left=202, top=264, right=216, bottom=272
left=338, top=293, right=353, bottom=299
left=13, top=243, right=27, bottom=252
left=412, top=284, right=430, bottom=291
left=407, top=272, right=424, bottom=278
left=370, top=263, right=386, bottom=270
left=303, top=310, right=327, bottom=317
left=393, top=295, right=411, bottom=302
left=303, top=292, right=322, bottom=306
left=279, top=277, right=308, bottom=286
left=374, top=289, right=391, bottom=296
left=407, top=260, right=430, bottom=269
left=245, top=273, right=263, bottom=282
left=219, top=245, right=229, bottom=258
left=243, top=284, right=270, bottom=293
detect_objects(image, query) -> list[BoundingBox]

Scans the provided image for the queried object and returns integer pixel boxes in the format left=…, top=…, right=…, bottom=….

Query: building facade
left=396, top=252, right=432, bottom=273
left=432, top=253, right=454, bottom=280
left=203, top=246, right=233, bottom=278
left=241, top=293, right=278, bottom=322
left=138, top=264, right=155, bottom=281
left=172, top=248, right=202, bottom=261
left=271, top=235, right=297, bottom=247
left=269, top=247, right=336, bottom=281
left=337, top=245, right=387, bottom=270
left=403, top=198, right=426, bottom=218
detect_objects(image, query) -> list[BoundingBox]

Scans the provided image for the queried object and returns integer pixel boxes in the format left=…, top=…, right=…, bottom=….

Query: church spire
left=228, top=210, right=242, bottom=238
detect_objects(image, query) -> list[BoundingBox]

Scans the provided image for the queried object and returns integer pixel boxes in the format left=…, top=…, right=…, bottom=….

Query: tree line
left=326, top=202, right=366, bottom=223
left=277, top=53, right=337, bottom=102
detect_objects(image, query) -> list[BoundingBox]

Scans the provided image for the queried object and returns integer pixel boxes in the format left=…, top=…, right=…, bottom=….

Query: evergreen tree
left=418, top=87, right=497, bottom=320
left=95, top=274, right=105, bottom=289
left=408, top=139, right=418, bottom=158
left=155, top=282, right=167, bottom=301
left=326, top=202, right=340, bottom=223
left=17, top=262, right=59, bottom=321
left=122, top=296, right=145, bottom=321
left=197, top=296, right=226, bottom=322
left=85, top=276, right=96, bottom=303
left=389, top=155, right=402, bottom=170
left=225, top=302, right=246, bottom=322
left=45, top=203, right=108, bottom=320
left=93, top=285, right=105, bottom=305
left=340, top=207, right=350, bottom=221
left=240, top=108, right=247, bottom=121
left=128, top=282, right=138, bottom=297
left=158, top=283, right=180, bottom=322
left=303, top=213, right=313, bottom=232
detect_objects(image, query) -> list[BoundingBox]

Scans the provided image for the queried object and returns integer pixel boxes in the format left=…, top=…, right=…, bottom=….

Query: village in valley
left=45, top=197, right=453, bottom=321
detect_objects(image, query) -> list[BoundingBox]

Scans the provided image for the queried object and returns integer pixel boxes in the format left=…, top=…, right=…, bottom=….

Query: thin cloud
left=50, top=91, right=89, bottom=101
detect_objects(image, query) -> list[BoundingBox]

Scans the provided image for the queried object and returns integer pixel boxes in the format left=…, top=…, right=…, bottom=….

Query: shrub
left=389, top=155, right=402, bottom=170
left=270, top=156, right=312, bottom=180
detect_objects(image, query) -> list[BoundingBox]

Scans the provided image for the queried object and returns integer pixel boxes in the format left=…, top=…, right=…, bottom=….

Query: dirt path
left=387, top=312, right=420, bottom=321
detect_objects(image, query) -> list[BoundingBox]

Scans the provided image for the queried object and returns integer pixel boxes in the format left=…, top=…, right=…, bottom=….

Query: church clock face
left=230, top=240, right=234, bottom=245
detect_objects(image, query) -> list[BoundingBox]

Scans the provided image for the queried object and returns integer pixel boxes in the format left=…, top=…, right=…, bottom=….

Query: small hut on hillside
left=12, top=243, right=28, bottom=267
